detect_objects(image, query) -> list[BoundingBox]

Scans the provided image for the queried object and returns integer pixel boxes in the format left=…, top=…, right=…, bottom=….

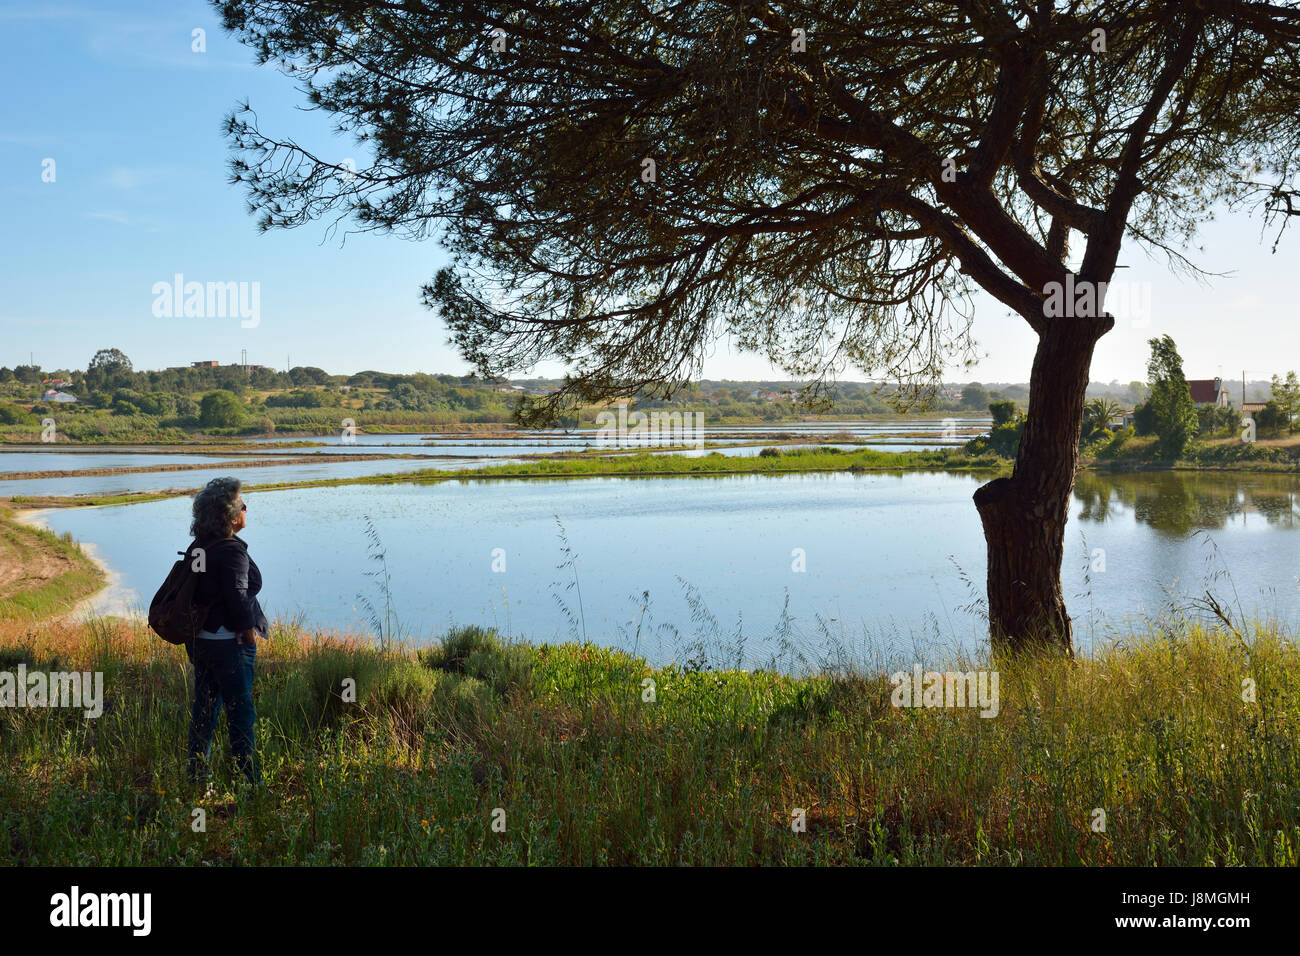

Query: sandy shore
left=11, top=508, right=142, bottom=621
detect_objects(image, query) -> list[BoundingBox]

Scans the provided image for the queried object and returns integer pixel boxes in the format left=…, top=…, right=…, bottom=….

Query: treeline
left=0, top=349, right=525, bottom=439
left=0, top=353, right=499, bottom=409
left=7, top=345, right=1291, bottom=444
left=965, top=338, right=1299, bottom=464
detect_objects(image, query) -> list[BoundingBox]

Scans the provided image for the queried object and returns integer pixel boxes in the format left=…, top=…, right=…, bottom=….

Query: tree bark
left=973, top=314, right=1113, bottom=656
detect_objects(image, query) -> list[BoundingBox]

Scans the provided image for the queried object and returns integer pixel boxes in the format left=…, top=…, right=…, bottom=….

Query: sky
left=2, top=0, right=1297, bottom=387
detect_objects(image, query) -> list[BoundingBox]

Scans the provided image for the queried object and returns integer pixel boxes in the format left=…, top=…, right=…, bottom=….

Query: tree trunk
left=974, top=314, right=1113, bottom=656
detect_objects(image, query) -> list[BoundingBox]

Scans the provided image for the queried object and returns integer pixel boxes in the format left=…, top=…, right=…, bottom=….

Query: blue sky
left=2, top=0, right=1297, bottom=387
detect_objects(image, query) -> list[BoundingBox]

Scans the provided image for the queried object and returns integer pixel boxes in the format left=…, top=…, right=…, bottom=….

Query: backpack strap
left=182, top=536, right=226, bottom=556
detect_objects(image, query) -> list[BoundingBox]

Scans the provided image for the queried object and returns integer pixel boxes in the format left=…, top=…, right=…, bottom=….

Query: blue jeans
left=186, top=638, right=260, bottom=785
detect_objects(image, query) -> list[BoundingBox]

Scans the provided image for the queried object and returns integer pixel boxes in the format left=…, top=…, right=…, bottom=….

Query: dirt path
left=0, top=518, right=80, bottom=601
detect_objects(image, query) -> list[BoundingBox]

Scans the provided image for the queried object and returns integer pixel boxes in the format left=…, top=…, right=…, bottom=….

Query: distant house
left=192, top=360, right=220, bottom=368
left=1242, top=401, right=1268, bottom=419
left=746, top=388, right=794, bottom=402
left=1187, top=377, right=1230, bottom=408
left=42, top=389, right=76, bottom=403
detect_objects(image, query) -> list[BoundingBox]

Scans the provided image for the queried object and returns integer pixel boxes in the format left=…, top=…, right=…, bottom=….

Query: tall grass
left=0, top=612, right=1295, bottom=865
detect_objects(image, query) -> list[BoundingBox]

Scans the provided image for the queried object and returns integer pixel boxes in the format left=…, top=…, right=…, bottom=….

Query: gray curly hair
left=191, top=476, right=242, bottom=542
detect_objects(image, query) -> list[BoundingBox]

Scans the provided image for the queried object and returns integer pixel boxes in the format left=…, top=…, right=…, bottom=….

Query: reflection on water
left=1075, top=471, right=1300, bottom=535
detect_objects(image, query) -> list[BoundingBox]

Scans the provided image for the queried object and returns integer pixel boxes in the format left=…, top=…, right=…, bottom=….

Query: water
left=661, top=442, right=953, bottom=458
left=248, top=434, right=598, bottom=454
left=245, top=418, right=989, bottom=449
left=0, top=456, right=520, bottom=498
left=0, top=452, right=263, bottom=473
left=29, top=469, right=1300, bottom=668
left=0, top=418, right=972, bottom=497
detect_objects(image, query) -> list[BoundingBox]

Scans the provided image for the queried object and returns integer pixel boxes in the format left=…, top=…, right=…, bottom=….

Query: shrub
left=366, top=661, right=442, bottom=735
left=989, top=400, right=1018, bottom=426
left=269, top=644, right=386, bottom=730
left=419, top=625, right=533, bottom=696
left=199, top=390, right=246, bottom=429
left=1133, top=401, right=1156, bottom=436
left=0, top=403, right=35, bottom=425
left=1093, top=427, right=1137, bottom=460
left=429, top=673, right=497, bottom=728
left=1256, top=400, right=1286, bottom=437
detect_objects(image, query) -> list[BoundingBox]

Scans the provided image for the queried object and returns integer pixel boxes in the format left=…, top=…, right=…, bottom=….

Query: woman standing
left=186, top=477, right=268, bottom=788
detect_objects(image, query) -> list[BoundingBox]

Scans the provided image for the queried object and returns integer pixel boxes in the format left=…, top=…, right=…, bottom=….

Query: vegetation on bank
left=0, top=507, right=104, bottom=619
left=1086, top=432, right=1300, bottom=470
left=0, top=446, right=1009, bottom=511
left=395, top=446, right=1004, bottom=481
left=0, top=616, right=1295, bottom=865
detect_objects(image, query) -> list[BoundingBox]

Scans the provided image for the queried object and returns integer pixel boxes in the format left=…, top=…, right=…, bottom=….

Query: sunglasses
left=239, top=502, right=247, bottom=512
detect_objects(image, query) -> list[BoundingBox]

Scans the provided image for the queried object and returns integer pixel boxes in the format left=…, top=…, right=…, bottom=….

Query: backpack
left=148, top=539, right=216, bottom=645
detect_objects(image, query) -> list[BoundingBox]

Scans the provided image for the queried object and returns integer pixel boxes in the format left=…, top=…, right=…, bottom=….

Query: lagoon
left=29, top=469, right=1300, bottom=669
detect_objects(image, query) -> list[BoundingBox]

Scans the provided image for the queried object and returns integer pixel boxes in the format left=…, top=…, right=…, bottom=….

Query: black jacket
left=193, top=535, right=269, bottom=637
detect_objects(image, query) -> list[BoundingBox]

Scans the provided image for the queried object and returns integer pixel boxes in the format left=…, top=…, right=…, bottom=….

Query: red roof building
left=1187, top=377, right=1229, bottom=407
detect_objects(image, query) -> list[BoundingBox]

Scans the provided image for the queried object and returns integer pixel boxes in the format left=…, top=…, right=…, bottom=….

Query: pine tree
left=1146, top=336, right=1197, bottom=460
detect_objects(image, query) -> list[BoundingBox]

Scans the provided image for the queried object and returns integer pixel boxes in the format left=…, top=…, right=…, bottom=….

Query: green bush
left=0, top=403, right=35, bottom=425
left=1094, top=426, right=1136, bottom=460
left=366, top=661, right=442, bottom=733
left=1256, top=400, right=1286, bottom=437
left=266, top=644, right=386, bottom=730
left=989, top=400, right=1018, bottom=426
left=419, top=625, right=533, bottom=697
left=199, top=389, right=246, bottom=429
left=429, top=673, right=497, bottom=728
left=967, top=415, right=1024, bottom=458
left=419, top=624, right=502, bottom=673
